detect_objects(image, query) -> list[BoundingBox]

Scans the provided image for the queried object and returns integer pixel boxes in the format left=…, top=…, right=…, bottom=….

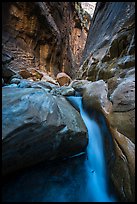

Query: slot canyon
left=2, top=2, right=135, bottom=202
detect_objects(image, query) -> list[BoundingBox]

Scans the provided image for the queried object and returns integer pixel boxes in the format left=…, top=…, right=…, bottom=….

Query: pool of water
left=2, top=96, right=117, bottom=202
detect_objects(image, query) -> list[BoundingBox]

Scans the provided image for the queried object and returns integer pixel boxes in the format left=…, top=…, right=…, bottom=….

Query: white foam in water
left=68, top=96, right=117, bottom=202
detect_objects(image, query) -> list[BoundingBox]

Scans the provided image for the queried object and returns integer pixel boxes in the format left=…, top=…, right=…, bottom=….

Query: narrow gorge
left=2, top=2, right=135, bottom=202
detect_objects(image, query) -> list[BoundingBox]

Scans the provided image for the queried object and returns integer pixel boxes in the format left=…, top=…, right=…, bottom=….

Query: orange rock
left=56, top=72, right=72, bottom=86
left=19, top=69, right=32, bottom=79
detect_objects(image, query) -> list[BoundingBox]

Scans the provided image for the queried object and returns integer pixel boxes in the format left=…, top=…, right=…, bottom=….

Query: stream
left=2, top=96, right=117, bottom=202
left=67, top=96, right=117, bottom=202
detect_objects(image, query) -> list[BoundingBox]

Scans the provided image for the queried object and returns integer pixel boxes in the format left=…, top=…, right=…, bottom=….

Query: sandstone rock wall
left=2, top=2, right=90, bottom=80
left=2, top=2, right=135, bottom=202
left=79, top=2, right=135, bottom=81
left=76, top=2, right=135, bottom=202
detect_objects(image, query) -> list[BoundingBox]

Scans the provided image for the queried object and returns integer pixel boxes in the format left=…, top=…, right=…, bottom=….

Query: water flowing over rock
left=2, top=2, right=135, bottom=202
left=2, top=95, right=117, bottom=202
left=77, top=2, right=135, bottom=202
left=70, top=78, right=135, bottom=202
left=2, top=87, right=88, bottom=175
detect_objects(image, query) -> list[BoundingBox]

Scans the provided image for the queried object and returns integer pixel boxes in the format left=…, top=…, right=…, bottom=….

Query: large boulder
left=2, top=87, right=88, bottom=175
left=56, top=72, right=72, bottom=86
left=19, top=80, right=58, bottom=90
left=74, top=78, right=135, bottom=202
left=109, top=75, right=135, bottom=143
left=2, top=65, right=16, bottom=82
left=20, top=68, right=44, bottom=81
left=41, top=73, right=59, bottom=85
left=109, top=128, right=135, bottom=202
left=18, top=69, right=33, bottom=79
left=82, top=80, right=112, bottom=114
left=50, top=86, right=75, bottom=96
left=69, top=79, right=91, bottom=93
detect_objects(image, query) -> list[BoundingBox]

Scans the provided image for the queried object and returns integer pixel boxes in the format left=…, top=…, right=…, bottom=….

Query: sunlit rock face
left=2, top=2, right=90, bottom=82
left=2, top=87, right=88, bottom=175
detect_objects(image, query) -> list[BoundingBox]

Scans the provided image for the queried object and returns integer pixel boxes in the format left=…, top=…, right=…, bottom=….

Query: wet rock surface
left=109, top=128, right=135, bottom=202
left=68, top=78, right=135, bottom=202
left=77, top=2, right=135, bottom=202
left=2, top=154, right=88, bottom=202
left=2, top=87, right=88, bottom=175
left=2, top=2, right=135, bottom=202
left=108, top=75, right=135, bottom=143
left=82, top=80, right=112, bottom=114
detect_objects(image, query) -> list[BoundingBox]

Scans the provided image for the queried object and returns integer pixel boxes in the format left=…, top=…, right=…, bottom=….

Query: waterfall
left=67, top=96, right=116, bottom=202
left=2, top=96, right=117, bottom=202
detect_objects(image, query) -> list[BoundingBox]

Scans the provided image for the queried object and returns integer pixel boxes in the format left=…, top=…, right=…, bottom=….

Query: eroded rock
left=56, top=72, right=72, bottom=86
left=10, top=78, right=21, bottom=85
left=2, top=53, right=14, bottom=64
left=41, top=74, right=59, bottom=85
left=2, top=2, right=90, bottom=79
left=69, top=79, right=91, bottom=92
left=2, top=87, right=88, bottom=175
left=82, top=80, right=112, bottom=114
left=75, top=78, right=135, bottom=202
left=109, top=128, right=135, bottom=202
left=108, top=75, right=135, bottom=143
left=51, top=86, right=75, bottom=96
left=79, top=2, right=135, bottom=83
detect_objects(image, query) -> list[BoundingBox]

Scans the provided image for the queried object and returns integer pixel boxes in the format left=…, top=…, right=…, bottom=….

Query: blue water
left=67, top=96, right=116, bottom=202
left=2, top=96, right=117, bottom=202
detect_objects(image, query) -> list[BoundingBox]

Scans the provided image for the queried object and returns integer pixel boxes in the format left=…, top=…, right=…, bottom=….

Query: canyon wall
left=78, top=2, right=135, bottom=202
left=79, top=2, right=135, bottom=80
left=2, top=2, right=90, bottom=82
left=2, top=2, right=135, bottom=202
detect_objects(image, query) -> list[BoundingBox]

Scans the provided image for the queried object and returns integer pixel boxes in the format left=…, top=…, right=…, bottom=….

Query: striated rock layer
left=80, top=2, right=135, bottom=65
left=2, top=2, right=90, bottom=82
left=2, top=2, right=135, bottom=202
left=79, top=2, right=135, bottom=82
left=73, top=2, right=135, bottom=202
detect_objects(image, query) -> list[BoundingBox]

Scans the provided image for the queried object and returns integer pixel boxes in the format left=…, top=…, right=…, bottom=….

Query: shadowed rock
left=2, top=87, right=88, bottom=175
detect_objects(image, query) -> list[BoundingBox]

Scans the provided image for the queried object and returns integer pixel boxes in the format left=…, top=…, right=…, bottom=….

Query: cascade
left=67, top=96, right=117, bottom=202
left=2, top=96, right=117, bottom=202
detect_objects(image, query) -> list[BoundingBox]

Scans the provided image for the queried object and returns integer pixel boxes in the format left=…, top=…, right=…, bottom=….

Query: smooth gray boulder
left=2, top=87, right=88, bottom=175
left=82, top=80, right=112, bottom=114
left=109, top=75, right=135, bottom=143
